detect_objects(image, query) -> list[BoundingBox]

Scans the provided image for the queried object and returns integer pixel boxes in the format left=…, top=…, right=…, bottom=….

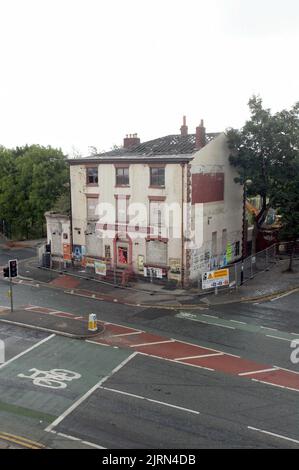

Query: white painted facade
left=46, top=130, right=243, bottom=286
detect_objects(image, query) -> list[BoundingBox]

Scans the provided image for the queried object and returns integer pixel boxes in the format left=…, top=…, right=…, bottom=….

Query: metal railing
left=198, top=241, right=297, bottom=295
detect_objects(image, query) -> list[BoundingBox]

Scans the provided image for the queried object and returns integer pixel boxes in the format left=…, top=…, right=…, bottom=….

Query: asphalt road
left=0, top=249, right=298, bottom=448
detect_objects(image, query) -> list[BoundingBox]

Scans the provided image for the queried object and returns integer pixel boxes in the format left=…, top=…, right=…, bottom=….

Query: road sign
left=202, top=268, right=229, bottom=290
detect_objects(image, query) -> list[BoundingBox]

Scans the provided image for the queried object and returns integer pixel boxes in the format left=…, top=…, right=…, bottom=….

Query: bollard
left=88, top=313, right=98, bottom=332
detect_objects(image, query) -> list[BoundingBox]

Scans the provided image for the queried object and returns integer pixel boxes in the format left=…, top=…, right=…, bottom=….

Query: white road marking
left=45, top=352, right=138, bottom=433
left=266, top=335, right=291, bottom=342
left=229, top=320, right=247, bottom=324
left=260, top=326, right=278, bottom=331
left=175, top=360, right=215, bottom=372
left=174, top=352, right=224, bottom=361
left=272, top=366, right=299, bottom=375
left=251, top=378, right=299, bottom=393
left=202, top=314, right=219, bottom=319
left=212, top=322, right=236, bottom=330
left=110, top=331, right=142, bottom=338
left=0, top=334, right=55, bottom=370
left=270, top=291, right=297, bottom=302
left=239, top=367, right=278, bottom=376
left=49, top=430, right=105, bottom=449
left=248, top=426, right=299, bottom=445
left=85, top=340, right=110, bottom=347
left=174, top=339, right=240, bottom=358
left=130, top=339, right=175, bottom=348
left=100, top=386, right=200, bottom=415
left=291, top=333, right=299, bottom=336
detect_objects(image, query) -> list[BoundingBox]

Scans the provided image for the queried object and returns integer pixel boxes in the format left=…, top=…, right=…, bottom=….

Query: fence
left=198, top=241, right=296, bottom=295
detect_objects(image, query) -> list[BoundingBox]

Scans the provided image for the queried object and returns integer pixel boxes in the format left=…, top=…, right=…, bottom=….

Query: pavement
left=15, top=255, right=299, bottom=308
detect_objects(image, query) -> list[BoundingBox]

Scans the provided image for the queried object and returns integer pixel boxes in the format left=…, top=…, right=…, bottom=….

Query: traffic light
left=3, top=267, right=9, bottom=278
left=9, top=259, right=18, bottom=278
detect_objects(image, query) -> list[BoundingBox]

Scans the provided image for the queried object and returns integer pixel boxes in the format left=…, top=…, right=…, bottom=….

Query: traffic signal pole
left=9, top=276, right=13, bottom=313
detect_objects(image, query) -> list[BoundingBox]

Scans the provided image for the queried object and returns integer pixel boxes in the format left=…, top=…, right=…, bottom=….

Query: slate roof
left=92, top=133, right=221, bottom=158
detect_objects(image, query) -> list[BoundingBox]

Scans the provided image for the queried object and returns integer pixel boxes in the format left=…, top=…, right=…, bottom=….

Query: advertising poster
left=94, top=260, right=107, bottom=276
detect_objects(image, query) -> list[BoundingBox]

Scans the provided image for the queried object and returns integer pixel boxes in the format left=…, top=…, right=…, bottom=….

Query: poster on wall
left=226, top=243, right=233, bottom=264
left=105, top=245, right=111, bottom=259
left=118, top=246, right=128, bottom=265
left=73, top=245, right=82, bottom=261
left=137, top=255, right=144, bottom=272
left=169, top=258, right=181, bottom=280
left=63, top=243, right=71, bottom=261
left=94, top=260, right=107, bottom=276
left=144, top=267, right=163, bottom=279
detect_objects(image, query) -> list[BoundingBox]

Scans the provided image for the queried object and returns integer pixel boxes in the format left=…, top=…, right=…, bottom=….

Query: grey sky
left=0, top=0, right=298, bottom=157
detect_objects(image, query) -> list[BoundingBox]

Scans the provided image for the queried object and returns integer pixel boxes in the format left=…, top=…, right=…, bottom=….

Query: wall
left=189, top=133, right=243, bottom=280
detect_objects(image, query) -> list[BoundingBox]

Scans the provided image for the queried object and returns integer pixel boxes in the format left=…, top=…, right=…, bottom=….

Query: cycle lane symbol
left=17, top=368, right=81, bottom=389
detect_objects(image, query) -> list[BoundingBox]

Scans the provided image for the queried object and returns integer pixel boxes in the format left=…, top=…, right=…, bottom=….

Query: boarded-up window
left=146, top=240, right=167, bottom=265
left=87, top=197, right=98, bottom=220
left=192, top=173, right=224, bottom=204
left=86, top=223, right=102, bottom=257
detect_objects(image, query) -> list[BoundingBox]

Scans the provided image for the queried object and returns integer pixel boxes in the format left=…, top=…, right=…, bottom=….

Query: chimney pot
left=195, top=119, right=206, bottom=150
left=123, top=133, right=141, bottom=149
left=180, top=115, right=188, bottom=136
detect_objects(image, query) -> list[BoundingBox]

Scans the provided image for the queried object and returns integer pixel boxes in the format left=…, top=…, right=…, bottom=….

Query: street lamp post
left=241, top=179, right=252, bottom=285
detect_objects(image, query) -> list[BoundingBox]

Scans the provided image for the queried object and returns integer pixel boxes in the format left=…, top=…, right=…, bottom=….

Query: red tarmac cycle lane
left=23, top=305, right=299, bottom=392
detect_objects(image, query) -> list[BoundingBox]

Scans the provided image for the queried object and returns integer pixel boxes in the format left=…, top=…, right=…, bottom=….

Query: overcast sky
left=0, top=0, right=298, bottom=157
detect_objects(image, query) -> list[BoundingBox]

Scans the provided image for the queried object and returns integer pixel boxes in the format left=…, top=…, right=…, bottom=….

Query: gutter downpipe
left=69, top=164, right=74, bottom=267
left=181, top=163, right=185, bottom=288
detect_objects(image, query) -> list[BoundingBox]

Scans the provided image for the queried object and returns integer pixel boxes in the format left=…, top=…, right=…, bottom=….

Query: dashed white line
left=260, top=326, right=278, bottom=331
left=100, top=386, right=200, bottom=415
left=202, top=314, right=219, bottom=319
left=229, top=320, right=247, bottom=325
left=239, top=367, right=278, bottom=377
left=49, top=430, right=105, bottom=449
left=266, top=335, right=291, bottom=342
left=248, top=426, right=299, bottom=445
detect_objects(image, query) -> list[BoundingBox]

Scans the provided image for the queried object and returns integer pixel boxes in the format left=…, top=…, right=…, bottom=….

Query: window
left=87, top=197, right=98, bottom=220
left=235, top=241, right=240, bottom=257
left=86, top=167, right=98, bottom=185
left=150, top=167, right=165, bottom=187
left=212, top=231, right=217, bottom=256
left=116, top=167, right=129, bottom=186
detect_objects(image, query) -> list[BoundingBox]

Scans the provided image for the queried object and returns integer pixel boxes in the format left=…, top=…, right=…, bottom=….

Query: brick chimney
left=180, top=115, right=188, bottom=136
left=195, top=119, right=206, bottom=150
left=123, top=133, right=140, bottom=149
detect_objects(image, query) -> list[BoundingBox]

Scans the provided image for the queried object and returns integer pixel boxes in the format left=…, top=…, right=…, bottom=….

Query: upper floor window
left=86, top=167, right=98, bottom=185
left=116, top=167, right=129, bottom=186
left=150, top=167, right=165, bottom=187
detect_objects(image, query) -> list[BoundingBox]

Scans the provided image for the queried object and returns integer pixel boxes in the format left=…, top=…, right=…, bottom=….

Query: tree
left=227, top=96, right=299, bottom=253
left=0, top=145, right=69, bottom=239
left=272, top=167, right=299, bottom=271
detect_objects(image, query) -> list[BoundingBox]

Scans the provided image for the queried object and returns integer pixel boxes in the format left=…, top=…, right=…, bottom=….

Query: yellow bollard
left=88, top=313, right=98, bottom=332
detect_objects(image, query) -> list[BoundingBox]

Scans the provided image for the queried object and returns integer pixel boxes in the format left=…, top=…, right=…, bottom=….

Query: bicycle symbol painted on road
left=17, top=368, right=81, bottom=389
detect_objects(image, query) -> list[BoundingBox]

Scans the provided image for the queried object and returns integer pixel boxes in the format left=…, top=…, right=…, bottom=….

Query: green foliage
left=0, top=145, right=69, bottom=239
left=227, top=96, right=299, bottom=226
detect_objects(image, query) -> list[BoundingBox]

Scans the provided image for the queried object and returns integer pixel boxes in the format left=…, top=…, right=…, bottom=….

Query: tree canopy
left=0, top=145, right=69, bottom=239
left=227, top=96, right=299, bottom=227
